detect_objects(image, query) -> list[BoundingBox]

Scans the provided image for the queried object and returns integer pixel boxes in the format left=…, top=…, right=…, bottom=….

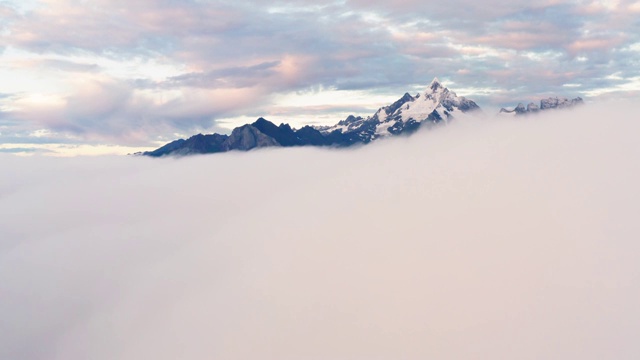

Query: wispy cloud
left=0, top=0, right=638, bottom=153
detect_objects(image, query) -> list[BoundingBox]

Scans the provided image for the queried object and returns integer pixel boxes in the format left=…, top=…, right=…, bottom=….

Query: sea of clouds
left=1, top=103, right=640, bottom=359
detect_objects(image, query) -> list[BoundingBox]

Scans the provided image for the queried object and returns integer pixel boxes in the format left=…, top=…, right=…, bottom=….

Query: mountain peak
left=429, top=77, right=443, bottom=91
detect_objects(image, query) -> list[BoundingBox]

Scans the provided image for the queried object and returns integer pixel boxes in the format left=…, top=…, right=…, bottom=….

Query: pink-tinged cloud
left=0, top=0, right=639, bottom=147
left=567, top=36, right=627, bottom=54
left=4, top=0, right=239, bottom=54
left=475, top=31, right=569, bottom=50
left=7, top=76, right=272, bottom=145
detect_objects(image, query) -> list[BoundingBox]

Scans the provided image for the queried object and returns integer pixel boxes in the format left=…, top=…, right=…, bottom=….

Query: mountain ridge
left=499, top=96, right=584, bottom=115
left=143, top=79, right=580, bottom=157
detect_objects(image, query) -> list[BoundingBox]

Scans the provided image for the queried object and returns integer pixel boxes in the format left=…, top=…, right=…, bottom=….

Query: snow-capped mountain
left=499, top=97, right=584, bottom=116
left=142, top=78, right=482, bottom=156
left=319, top=78, right=481, bottom=142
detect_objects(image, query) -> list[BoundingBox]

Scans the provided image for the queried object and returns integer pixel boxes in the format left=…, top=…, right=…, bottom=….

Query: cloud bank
left=1, top=0, right=639, bottom=152
left=2, top=104, right=640, bottom=359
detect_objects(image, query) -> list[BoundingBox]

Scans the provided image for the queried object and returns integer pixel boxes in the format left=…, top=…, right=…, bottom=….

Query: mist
left=2, top=103, right=640, bottom=360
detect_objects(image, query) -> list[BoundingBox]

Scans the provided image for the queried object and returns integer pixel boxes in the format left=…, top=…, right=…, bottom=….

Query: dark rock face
left=222, top=124, right=279, bottom=151
left=144, top=134, right=228, bottom=157
left=250, top=118, right=298, bottom=146
left=144, top=139, right=187, bottom=157
left=250, top=118, right=332, bottom=147
left=430, top=79, right=443, bottom=91
left=337, top=115, right=364, bottom=127
left=426, top=110, right=443, bottom=122
left=295, top=126, right=332, bottom=146
left=443, top=97, right=480, bottom=112
left=386, top=93, right=415, bottom=116
left=515, top=103, right=527, bottom=114
left=401, top=119, right=422, bottom=134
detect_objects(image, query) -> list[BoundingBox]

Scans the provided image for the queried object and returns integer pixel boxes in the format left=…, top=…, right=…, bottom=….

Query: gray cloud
left=1, top=104, right=640, bottom=358
left=166, top=61, right=281, bottom=88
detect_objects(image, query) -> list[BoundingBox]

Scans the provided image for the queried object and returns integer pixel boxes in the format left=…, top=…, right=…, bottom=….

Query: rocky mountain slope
left=316, top=78, right=480, bottom=141
left=144, top=78, right=482, bottom=157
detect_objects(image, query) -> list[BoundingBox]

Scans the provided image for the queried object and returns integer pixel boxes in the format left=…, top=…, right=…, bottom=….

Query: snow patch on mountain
left=321, top=78, right=481, bottom=141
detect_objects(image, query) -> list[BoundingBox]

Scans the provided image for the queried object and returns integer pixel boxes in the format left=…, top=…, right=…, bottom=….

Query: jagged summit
left=143, top=78, right=482, bottom=157
left=429, top=77, right=443, bottom=91
left=321, top=78, right=481, bottom=139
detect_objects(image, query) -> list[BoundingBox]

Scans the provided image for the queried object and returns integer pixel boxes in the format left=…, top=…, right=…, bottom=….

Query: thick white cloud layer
left=1, top=104, right=640, bottom=359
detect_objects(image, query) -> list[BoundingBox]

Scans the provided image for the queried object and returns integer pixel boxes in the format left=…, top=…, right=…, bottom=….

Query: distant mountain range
left=143, top=79, right=580, bottom=157
left=499, top=97, right=584, bottom=115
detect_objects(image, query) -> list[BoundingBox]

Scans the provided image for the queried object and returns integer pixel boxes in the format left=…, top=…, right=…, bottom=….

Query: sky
left=2, top=103, right=640, bottom=359
left=0, top=0, right=639, bottom=155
